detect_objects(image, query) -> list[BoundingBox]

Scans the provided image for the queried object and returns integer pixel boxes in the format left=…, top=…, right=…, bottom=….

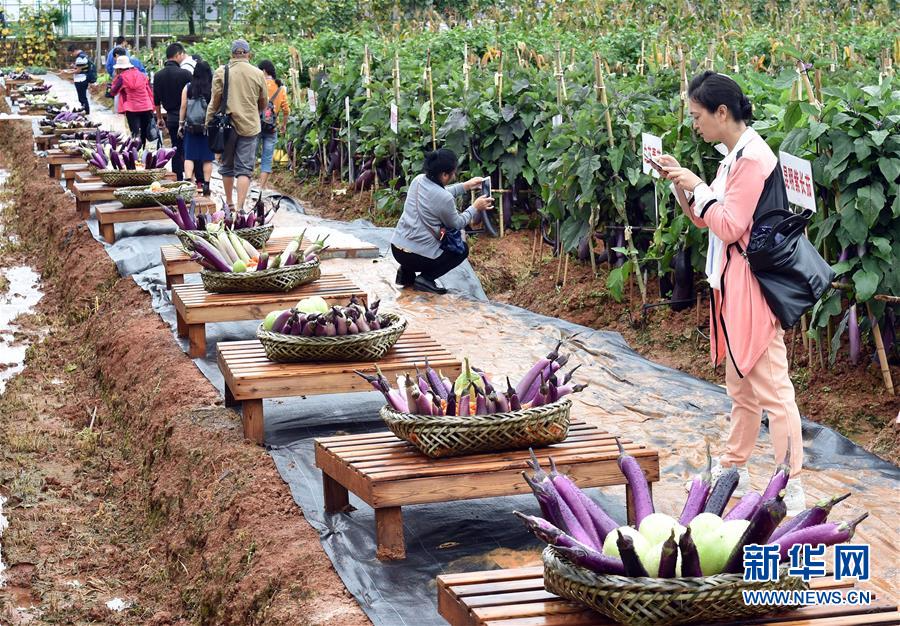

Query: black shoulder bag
left=732, top=160, right=835, bottom=330
left=207, top=66, right=233, bottom=153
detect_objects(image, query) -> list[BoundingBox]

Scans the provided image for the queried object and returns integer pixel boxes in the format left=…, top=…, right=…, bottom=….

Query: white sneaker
left=685, top=460, right=751, bottom=498
left=783, top=477, right=806, bottom=516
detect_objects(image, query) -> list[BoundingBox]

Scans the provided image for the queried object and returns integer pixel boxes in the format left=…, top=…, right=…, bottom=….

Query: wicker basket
left=51, top=126, right=96, bottom=135
left=113, top=181, right=196, bottom=208
left=59, top=142, right=85, bottom=155
left=256, top=313, right=407, bottom=363
left=381, top=398, right=571, bottom=458
left=200, top=259, right=320, bottom=293
left=177, top=223, right=274, bottom=250
left=542, top=546, right=808, bottom=626
left=97, top=168, right=168, bottom=187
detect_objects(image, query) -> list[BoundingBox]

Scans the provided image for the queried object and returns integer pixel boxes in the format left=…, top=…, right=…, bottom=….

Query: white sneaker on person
left=684, top=460, right=751, bottom=498
left=783, top=477, right=806, bottom=516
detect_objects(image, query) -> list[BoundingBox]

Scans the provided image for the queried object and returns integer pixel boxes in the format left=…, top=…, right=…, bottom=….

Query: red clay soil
left=0, top=120, right=367, bottom=625
left=277, top=175, right=899, bottom=465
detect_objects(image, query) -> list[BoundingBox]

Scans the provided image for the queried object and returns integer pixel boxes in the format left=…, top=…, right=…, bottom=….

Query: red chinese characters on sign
left=781, top=163, right=813, bottom=198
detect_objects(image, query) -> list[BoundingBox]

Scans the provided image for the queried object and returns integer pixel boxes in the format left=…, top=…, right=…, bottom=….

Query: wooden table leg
left=175, top=310, right=188, bottom=337
left=48, top=164, right=56, bottom=178
left=224, top=384, right=238, bottom=408
left=241, top=399, right=264, bottom=444
left=166, top=273, right=184, bottom=290
left=625, top=481, right=653, bottom=526
left=76, top=199, right=89, bottom=219
left=99, top=222, right=115, bottom=243
left=187, top=323, right=206, bottom=358
left=323, top=473, right=350, bottom=513
left=375, top=507, right=405, bottom=560
left=65, top=177, right=76, bottom=191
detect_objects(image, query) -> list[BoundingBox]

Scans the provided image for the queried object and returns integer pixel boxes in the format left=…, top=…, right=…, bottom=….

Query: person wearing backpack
left=178, top=60, right=215, bottom=195
left=659, top=72, right=806, bottom=515
left=257, top=60, right=289, bottom=191
left=154, top=43, right=192, bottom=181
left=68, top=44, right=96, bottom=114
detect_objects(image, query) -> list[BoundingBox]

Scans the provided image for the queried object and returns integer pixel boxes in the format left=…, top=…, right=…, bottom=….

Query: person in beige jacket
left=206, top=39, right=267, bottom=211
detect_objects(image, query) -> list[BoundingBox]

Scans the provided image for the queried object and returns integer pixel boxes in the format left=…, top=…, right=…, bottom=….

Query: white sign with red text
left=779, top=151, right=817, bottom=212
left=641, top=132, right=663, bottom=178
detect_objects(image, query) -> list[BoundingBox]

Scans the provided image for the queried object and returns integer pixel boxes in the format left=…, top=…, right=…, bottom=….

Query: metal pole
left=108, top=2, right=114, bottom=53
left=121, top=0, right=127, bottom=40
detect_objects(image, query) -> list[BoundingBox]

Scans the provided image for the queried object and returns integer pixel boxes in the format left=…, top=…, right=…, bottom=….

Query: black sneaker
left=395, top=268, right=415, bottom=287
left=202, top=182, right=210, bottom=196
left=413, top=276, right=448, bottom=295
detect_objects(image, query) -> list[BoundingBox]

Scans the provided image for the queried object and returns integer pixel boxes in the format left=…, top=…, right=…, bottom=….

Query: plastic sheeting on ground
left=46, top=74, right=900, bottom=625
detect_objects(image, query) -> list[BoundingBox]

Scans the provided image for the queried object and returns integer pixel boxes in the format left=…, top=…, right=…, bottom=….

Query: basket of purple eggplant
left=113, top=181, right=196, bottom=208
left=372, top=346, right=587, bottom=458
left=91, top=145, right=177, bottom=187
left=257, top=297, right=406, bottom=362
left=174, top=199, right=278, bottom=250
left=180, top=229, right=325, bottom=293
left=515, top=445, right=867, bottom=626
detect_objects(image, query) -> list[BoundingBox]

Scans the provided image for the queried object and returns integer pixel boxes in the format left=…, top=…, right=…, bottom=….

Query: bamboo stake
left=562, top=254, right=570, bottom=287
left=426, top=50, right=436, bottom=150
left=496, top=50, right=505, bottom=238
left=555, top=220, right=564, bottom=286
left=867, top=303, right=896, bottom=395
left=594, top=53, right=614, bottom=148
left=363, top=44, right=372, bottom=99
left=463, top=43, right=470, bottom=94
left=638, top=40, right=645, bottom=76
left=588, top=208, right=598, bottom=277
left=530, top=228, right=539, bottom=271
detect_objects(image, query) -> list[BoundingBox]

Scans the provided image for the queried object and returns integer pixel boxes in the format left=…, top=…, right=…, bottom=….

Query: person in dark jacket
left=68, top=44, right=96, bottom=114
left=154, top=42, right=192, bottom=180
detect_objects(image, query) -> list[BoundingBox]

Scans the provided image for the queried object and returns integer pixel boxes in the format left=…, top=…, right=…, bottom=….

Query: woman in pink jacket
left=660, top=72, right=805, bottom=514
left=110, top=56, right=155, bottom=147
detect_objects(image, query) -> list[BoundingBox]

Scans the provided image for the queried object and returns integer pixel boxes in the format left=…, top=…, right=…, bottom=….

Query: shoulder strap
left=218, top=65, right=229, bottom=114
left=268, top=86, right=282, bottom=106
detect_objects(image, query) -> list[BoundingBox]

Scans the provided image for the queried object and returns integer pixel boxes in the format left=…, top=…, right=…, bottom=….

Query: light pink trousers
left=722, top=328, right=804, bottom=476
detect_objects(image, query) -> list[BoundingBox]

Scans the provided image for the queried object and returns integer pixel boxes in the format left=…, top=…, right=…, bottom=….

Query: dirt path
left=270, top=173, right=900, bottom=465
left=0, top=119, right=367, bottom=625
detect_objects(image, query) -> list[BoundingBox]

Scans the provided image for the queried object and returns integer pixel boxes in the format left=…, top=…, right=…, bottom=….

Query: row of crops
left=191, top=10, right=898, bottom=364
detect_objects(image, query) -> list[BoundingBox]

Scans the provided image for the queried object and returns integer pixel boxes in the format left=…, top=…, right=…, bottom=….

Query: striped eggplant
left=703, top=468, right=739, bottom=515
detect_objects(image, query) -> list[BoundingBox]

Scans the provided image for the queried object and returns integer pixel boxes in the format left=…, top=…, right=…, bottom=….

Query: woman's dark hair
left=423, top=148, right=458, bottom=184
left=188, top=61, right=213, bottom=100
left=257, top=59, right=283, bottom=87
left=112, top=46, right=127, bottom=59
left=687, top=71, right=753, bottom=123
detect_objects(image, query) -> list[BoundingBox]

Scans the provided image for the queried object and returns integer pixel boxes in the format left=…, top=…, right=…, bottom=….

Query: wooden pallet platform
left=173, top=271, right=367, bottom=358
left=95, top=196, right=215, bottom=243
left=315, top=422, right=660, bottom=560
left=217, top=330, right=461, bottom=444
left=45, top=149, right=83, bottom=179
left=61, top=163, right=89, bottom=190
left=437, top=568, right=897, bottom=626
left=74, top=173, right=177, bottom=218
left=160, top=234, right=380, bottom=288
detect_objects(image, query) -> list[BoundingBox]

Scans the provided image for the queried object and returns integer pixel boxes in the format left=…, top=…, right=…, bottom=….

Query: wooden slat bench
left=45, top=149, right=84, bottom=179
left=61, top=163, right=89, bottom=190
left=217, top=330, right=461, bottom=444
left=35, top=134, right=56, bottom=150
left=95, top=195, right=215, bottom=243
left=160, top=234, right=380, bottom=288
left=173, top=271, right=367, bottom=358
left=315, top=422, right=660, bottom=560
left=437, top=568, right=897, bottom=626
left=74, top=173, right=177, bottom=218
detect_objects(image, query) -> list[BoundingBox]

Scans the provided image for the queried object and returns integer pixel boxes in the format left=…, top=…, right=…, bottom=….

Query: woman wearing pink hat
left=110, top=56, right=156, bottom=147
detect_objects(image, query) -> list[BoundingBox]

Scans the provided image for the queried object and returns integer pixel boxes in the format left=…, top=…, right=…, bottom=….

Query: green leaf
left=851, top=267, right=879, bottom=302
left=856, top=183, right=886, bottom=227
left=782, top=101, right=803, bottom=132
left=854, top=139, right=872, bottom=162
left=606, top=260, right=633, bottom=303
left=500, top=104, right=517, bottom=122
left=839, top=206, right=868, bottom=245
left=870, top=129, right=889, bottom=146
left=878, top=157, right=900, bottom=183
left=843, top=168, right=868, bottom=185
left=829, top=131, right=853, bottom=164
left=418, top=101, right=430, bottom=125
left=869, top=236, right=892, bottom=260
left=830, top=258, right=859, bottom=276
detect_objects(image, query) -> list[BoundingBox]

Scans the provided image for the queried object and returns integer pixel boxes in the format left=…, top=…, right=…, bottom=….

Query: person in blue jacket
left=106, top=43, right=146, bottom=76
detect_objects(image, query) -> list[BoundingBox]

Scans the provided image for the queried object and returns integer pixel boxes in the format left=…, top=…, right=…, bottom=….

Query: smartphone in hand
left=646, top=157, right=667, bottom=175
left=481, top=178, right=491, bottom=198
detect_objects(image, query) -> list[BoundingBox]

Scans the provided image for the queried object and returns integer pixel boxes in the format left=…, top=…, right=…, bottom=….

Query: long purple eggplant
left=680, top=446, right=712, bottom=525
left=658, top=530, right=679, bottom=578
left=515, top=341, right=562, bottom=399
left=553, top=544, right=627, bottom=576
left=424, top=356, right=448, bottom=400
left=769, top=493, right=851, bottom=542
left=548, top=459, right=602, bottom=550
left=723, top=492, right=763, bottom=521
left=761, top=447, right=791, bottom=502
left=775, top=513, right=868, bottom=562
left=522, top=354, right=569, bottom=405
left=185, top=234, right=231, bottom=272
left=615, top=437, right=654, bottom=525
left=722, top=492, right=787, bottom=574
left=271, top=309, right=293, bottom=333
